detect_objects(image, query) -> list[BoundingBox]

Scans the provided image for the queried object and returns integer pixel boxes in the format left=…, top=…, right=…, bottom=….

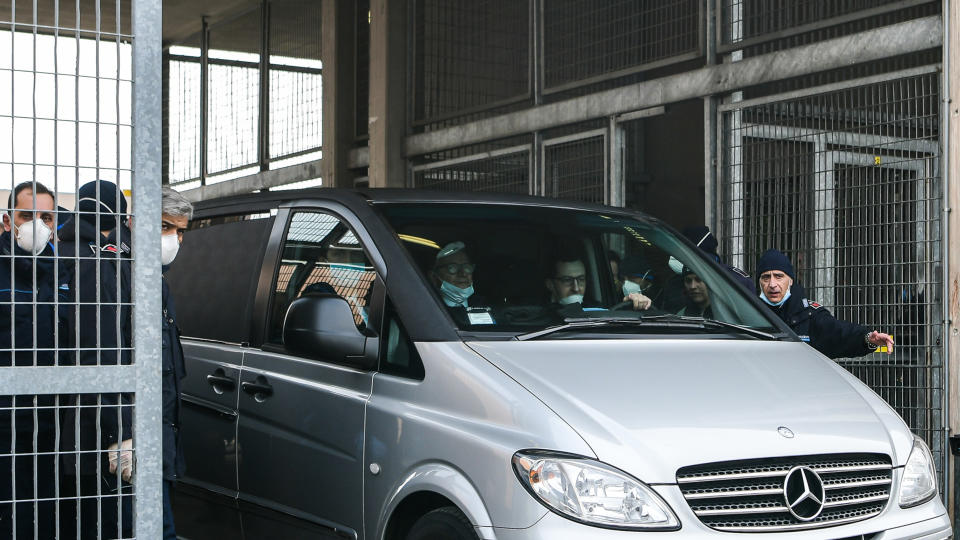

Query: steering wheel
left=609, top=300, right=634, bottom=311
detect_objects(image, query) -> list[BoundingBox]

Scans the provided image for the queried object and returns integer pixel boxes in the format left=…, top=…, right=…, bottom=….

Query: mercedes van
left=167, top=189, right=950, bottom=539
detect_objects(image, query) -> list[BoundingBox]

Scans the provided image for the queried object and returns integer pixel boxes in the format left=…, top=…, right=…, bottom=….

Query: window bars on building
left=719, top=68, right=944, bottom=485
left=165, top=0, right=322, bottom=188
left=0, top=0, right=163, bottom=537
left=412, top=145, right=531, bottom=194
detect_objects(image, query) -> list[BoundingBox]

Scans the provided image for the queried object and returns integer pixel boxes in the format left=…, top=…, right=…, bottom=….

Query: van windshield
left=378, top=203, right=782, bottom=336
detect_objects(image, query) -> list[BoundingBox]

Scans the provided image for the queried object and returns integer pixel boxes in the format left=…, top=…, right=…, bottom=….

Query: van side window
left=380, top=299, right=424, bottom=380
left=167, top=211, right=275, bottom=343
left=268, top=211, right=377, bottom=344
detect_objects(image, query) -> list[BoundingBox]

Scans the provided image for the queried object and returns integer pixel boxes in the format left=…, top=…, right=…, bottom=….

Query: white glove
left=107, top=438, right=134, bottom=483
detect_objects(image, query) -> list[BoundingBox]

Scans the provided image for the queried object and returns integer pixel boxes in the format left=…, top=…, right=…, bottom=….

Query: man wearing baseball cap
left=756, top=248, right=894, bottom=359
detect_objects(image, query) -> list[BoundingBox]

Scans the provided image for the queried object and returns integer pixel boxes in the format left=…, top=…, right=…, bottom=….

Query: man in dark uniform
left=58, top=179, right=134, bottom=539
left=159, top=186, right=192, bottom=540
left=756, top=249, right=894, bottom=359
left=0, top=180, right=66, bottom=539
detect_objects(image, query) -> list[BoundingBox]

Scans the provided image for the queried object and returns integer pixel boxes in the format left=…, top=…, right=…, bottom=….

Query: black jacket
left=766, top=284, right=874, bottom=359
left=162, top=274, right=187, bottom=480
left=58, top=218, right=134, bottom=472
left=0, top=231, right=68, bottom=429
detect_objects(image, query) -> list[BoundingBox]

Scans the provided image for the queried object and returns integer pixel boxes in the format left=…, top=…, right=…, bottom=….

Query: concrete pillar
left=321, top=0, right=358, bottom=188
left=368, top=0, right=408, bottom=188
left=946, top=0, right=960, bottom=528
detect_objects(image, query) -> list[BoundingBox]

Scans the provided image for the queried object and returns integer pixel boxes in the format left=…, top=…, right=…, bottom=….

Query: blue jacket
left=162, top=274, right=187, bottom=480
left=766, top=284, right=874, bottom=359
left=0, top=231, right=68, bottom=429
left=58, top=218, right=134, bottom=472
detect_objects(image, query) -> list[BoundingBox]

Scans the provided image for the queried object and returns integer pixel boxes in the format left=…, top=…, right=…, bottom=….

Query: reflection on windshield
left=378, top=204, right=778, bottom=334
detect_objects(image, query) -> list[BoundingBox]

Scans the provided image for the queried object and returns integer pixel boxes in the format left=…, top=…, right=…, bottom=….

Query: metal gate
left=0, top=0, right=163, bottom=537
left=719, top=67, right=946, bottom=487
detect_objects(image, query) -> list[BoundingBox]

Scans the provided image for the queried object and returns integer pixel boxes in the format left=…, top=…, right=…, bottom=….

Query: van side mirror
left=283, top=293, right=378, bottom=370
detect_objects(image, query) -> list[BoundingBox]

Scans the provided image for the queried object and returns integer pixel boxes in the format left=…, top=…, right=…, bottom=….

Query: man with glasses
left=431, top=241, right=479, bottom=308
left=545, top=253, right=652, bottom=311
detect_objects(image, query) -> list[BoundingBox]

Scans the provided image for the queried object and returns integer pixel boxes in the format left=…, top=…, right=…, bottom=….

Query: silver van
left=167, top=189, right=950, bottom=539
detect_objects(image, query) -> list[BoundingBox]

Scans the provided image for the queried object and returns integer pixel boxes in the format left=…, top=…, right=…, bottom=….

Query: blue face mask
left=760, top=287, right=791, bottom=307
left=440, top=280, right=474, bottom=307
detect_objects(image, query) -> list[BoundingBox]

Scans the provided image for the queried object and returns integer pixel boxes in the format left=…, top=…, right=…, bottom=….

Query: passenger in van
left=677, top=267, right=713, bottom=318
left=431, top=241, right=479, bottom=308
left=756, top=249, right=894, bottom=359
left=545, top=254, right=652, bottom=311
left=620, top=254, right=661, bottom=304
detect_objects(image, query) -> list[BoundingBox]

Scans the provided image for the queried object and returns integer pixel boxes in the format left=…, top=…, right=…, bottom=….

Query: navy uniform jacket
left=162, top=274, right=187, bottom=480
left=766, top=284, right=874, bottom=359
left=0, top=231, right=68, bottom=433
left=58, top=218, right=133, bottom=472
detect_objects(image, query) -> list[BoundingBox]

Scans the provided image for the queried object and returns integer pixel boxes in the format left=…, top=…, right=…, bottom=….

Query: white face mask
left=622, top=280, right=643, bottom=296
left=15, top=218, right=52, bottom=255
left=668, top=256, right=684, bottom=275
left=558, top=294, right=584, bottom=305
left=161, top=233, right=180, bottom=266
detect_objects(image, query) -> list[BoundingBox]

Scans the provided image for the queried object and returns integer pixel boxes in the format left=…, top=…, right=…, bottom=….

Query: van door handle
left=241, top=377, right=273, bottom=401
left=206, top=370, right=236, bottom=394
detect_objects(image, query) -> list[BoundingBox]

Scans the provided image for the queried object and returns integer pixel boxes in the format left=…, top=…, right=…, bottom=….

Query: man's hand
left=867, top=331, right=894, bottom=354
left=107, top=438, right=134, bottom=483
left=625, top=292, right=652, bottom=311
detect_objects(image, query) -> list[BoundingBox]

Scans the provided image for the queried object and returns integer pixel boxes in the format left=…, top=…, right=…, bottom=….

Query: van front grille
left=676, top=454, right=892, bottom=532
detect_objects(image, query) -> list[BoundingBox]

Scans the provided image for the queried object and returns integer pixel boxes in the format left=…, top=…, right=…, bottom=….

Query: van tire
left=405, top=506, right=478, bottom=540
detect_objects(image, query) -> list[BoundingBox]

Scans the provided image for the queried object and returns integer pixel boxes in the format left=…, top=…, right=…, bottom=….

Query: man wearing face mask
left=756, top=249, right=894, bottom=359
left=545, top=254, right=651, bottom=311
left=431, top=241, right=480, bottom=308
left=159, top=187, right=192, bottom=540
left=58, top=179, right=134, bottom=539
left=620, top=254, right=660, bottom=304
left=0, top=180, right=66, bottom=539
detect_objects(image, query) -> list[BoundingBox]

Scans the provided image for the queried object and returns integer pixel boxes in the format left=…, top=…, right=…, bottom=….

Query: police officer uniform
left=764, top=283, right=874, bottom=359
left=756, top=249, right=876, bottom=360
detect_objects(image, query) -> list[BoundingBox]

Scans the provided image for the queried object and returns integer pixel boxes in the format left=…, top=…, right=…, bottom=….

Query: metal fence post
left=133, top=0, right=163, bottom=537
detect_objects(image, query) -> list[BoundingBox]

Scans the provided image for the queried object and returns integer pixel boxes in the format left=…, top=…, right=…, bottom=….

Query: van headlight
left=898, top=437, right=938, bottom=507
left=512, top=450, right=679, bottom=530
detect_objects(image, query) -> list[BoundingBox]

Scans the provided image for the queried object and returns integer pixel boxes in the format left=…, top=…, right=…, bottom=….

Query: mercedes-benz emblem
left=778, top=426, right=795, bottom=438
left=783, top=466, right=826, bottom=521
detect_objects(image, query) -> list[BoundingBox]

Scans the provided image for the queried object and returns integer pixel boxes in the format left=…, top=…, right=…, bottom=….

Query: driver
left=545, top=254, right=652, bottom=311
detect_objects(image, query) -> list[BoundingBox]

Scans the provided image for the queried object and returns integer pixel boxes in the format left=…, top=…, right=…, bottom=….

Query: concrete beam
left=180, top=158, right=322, bottom=201
left=368, top=0, right=408, bottom=187
left=321, top=0, right=358, bottom=188
left=945, top=0, right=959, bottom=527
left=406, top=16, right=942, bottom=156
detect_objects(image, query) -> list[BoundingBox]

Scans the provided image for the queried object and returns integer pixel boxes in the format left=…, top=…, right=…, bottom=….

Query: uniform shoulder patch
left=730, top=266, right=750, bottom=278
left=805, top=299, right=822, bottom=309
left=101, top=244, right=118, bottom=253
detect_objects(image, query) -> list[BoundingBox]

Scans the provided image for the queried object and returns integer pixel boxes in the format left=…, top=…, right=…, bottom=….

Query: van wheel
left=405, top=506, right=478, bottom=540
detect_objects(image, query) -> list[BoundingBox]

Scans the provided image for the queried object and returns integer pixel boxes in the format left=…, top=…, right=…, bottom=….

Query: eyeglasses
left=437, top=262, right=476, bottom=275
left=553, top=275, right=586, bottom=287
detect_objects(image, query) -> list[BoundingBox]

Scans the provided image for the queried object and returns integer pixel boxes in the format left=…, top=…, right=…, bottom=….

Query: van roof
left=192, top=187, right=649, bottom=220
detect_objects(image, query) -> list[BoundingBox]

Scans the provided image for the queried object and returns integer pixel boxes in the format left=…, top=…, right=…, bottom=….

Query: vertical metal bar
left=132, top=0, right=163, bottom=537
left=258, top=0, right=270, bottom=170
left=199, top=18, right=209, bottom=186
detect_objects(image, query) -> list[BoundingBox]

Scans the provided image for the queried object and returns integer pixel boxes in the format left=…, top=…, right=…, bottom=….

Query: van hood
left=467, top=339, right=914, bottom=484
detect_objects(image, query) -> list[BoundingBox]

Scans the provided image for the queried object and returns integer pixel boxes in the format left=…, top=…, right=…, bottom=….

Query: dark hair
left=8, top=181, right=54, bottom=212
left=607, top=250, right=621, bottom=264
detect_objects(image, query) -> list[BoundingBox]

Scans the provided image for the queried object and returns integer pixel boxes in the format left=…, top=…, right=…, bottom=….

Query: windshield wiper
left=515, top=315, right=778, bottom=341
left=640, top=314, right=778, bottom=340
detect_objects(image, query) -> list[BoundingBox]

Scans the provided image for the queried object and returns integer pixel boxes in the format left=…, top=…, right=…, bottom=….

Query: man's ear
left=544, top=278, right=554, bottom=295
left=2, top=213, right=10, bottom=233
left=787, top=276, right=794, bottom=288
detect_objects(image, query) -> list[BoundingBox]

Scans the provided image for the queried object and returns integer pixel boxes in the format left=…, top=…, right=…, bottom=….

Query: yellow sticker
left=874, top=334, right=892, bottom=353
left=874, top=156, right=882, bottom=166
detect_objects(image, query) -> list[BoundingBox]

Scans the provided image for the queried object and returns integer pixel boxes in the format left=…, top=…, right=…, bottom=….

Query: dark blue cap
left=756, top=249, right=795, bottom=281
left=76, top=180, right=127, bottom=230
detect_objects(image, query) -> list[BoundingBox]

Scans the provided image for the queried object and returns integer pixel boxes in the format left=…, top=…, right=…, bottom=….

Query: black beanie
left=76, top=180, right=127, bottom=230
left=682, top=226, right=718, bottom=257
left=756, top=249, right=795, bottom=281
